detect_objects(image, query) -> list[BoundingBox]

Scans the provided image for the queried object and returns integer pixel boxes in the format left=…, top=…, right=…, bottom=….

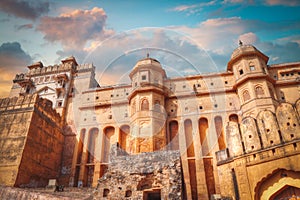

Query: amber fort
left=0, top=44, right=300, bottom=199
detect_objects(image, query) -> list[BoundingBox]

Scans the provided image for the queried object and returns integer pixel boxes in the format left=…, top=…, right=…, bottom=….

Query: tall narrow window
left=141, top=99, right=149, bottom=111
left=215, top=116, right=226, bottom=150
left=199, top=118, right=209, bottom=156
left=169, top=121, right=179, bottom=150
left=243, top=90, right=250, bottom=102
left=184, top=119, right=194, bottom=157
left=255, top=86, right=264, bottom=98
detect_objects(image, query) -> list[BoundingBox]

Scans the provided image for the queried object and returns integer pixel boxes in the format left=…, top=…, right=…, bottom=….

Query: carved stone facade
left=0, top=44, right=300, bottom=199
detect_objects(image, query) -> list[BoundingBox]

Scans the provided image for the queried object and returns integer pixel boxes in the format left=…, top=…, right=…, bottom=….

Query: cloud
left=264, top=0, right=300, bottom=6
left=169, top=1, right=217, bottom=15
left=0, top=0, right=49, bottom=20
left=238, top=32, right=259, bottom=44
left=15, top=23, right=33, bottom=30
left=0, top=42, right=32, bottom=68
left=37, top=7, right=114, bottom=50
left=0, top=42, right=32, bottom=97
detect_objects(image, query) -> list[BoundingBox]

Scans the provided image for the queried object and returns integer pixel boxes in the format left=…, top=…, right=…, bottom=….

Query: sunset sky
left=0, top=0, right=300, bottom=97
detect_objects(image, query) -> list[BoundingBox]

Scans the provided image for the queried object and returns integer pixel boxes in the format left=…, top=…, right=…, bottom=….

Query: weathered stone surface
left=240, top=117, right=261, bottom=153
left=93, top=146, right=182, bottom=200
left=257, top=110, right=281, bottom=148
left=0, top=95, right=65, bottom=187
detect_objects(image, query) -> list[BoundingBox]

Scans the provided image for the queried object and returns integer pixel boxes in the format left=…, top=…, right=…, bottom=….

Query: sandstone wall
left=216, top=98, right=300, bottom=200
left=0, top=95, right=37, bottom=186
left=94, top=146, right=182, bottom=200
left=0, top=95, right=65, bottom=187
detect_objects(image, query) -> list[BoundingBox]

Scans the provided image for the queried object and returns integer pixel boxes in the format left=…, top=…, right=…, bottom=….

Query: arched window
left=229, top=114, right=239, bottom=123
left=255, top=86, right=264, bottom=98
left=87, top=128, right=99, bottom=163
left=243, top=90, right=250, bottom=102
left=76, top=129, right=86, bottom=164
left=184, top=119, right=194, bottom=157
left=249, top=62, right=255, bottom=71
left=141, top=98, right=149, bottom=111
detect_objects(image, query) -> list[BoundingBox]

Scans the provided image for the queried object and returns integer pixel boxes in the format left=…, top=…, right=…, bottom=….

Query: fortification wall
left=0, top=94, right=65, bottom=187
left=0, top=95, right=38, bottom=186
left=216, top=98, right=300, bottom=200
left=221, top=98, right=300, bottom=159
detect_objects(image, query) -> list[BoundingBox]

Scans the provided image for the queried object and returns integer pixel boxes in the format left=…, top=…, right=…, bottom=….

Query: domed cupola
left=227, top=43, right=269, bottom=72
left=129, top=55, right=166, bottom=88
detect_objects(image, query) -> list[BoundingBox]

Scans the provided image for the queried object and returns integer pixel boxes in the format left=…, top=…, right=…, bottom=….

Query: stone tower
left=228, top=44, right=277, bottom=117
left=128, top=57, right=167, bottom=153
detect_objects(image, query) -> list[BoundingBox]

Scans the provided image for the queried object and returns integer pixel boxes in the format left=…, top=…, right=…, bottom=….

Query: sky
left=0, top=0, right=300, bottom=97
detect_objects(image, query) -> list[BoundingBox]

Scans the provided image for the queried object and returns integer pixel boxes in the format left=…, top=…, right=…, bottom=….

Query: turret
left=128, top=56, right=167, bottom=153
left=228, top=43, right=277, bottom=117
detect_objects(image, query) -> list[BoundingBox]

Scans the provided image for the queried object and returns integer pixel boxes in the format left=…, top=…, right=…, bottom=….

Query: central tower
left=128, top=57, right=167, bottom=153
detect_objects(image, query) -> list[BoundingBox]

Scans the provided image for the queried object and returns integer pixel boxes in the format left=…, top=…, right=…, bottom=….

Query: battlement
left=0, top=94, right=61, bottom=124
left=0, top=94, right=38, bottom=111
left=217, top=98, right=300, bottom=163
left=23, top=59, right=94, bottom=77
left=76, top=63, right=95, bottom=73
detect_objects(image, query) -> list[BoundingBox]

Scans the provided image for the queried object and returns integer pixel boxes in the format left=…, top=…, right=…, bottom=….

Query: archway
left=255, top=169, right=300, bottom=200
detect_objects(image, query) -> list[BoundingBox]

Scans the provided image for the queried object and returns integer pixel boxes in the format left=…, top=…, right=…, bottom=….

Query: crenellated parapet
left=0, top=94, right=38, bottom=111
left=0, top=94, right=61, bottom=125
left=217, top=98, right=300, bottom=163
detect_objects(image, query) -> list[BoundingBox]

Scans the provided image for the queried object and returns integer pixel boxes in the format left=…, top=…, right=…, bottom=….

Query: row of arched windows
left=131, top=98, right=162, bottom=114
left=242, top=85, right=265, bottom=102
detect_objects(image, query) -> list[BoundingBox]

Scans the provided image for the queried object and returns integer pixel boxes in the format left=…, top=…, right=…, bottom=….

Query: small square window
left=239, top=69, right=244, bottom=75
left=225, top=81, right=228, bottom=84
left=250, top=66, right=255, bottom=71
left=183, top=85, right=186, bottom=88
left=96, top=96, right=99, bottom=100
left=111, top=94, right=114, bottom=97
left=124, top=113, right=128, bottom=117
left=214, top=104, right=218, bottom=108
left=197, top=84, right=201, bottom=87
left=199, top=106, right=203, bottom=110
left=57, top=101, right=62, bottom=107
left=210, top=82, right=214, bottom=86
left=141, top=75, right=147, bottom=80
left=185, top=107, right=188, bottom=111
left=108, top=115, right=112, bottom=119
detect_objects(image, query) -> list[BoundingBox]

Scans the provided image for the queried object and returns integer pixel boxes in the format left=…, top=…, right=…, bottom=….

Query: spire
left=146, top=52, right=149, bottom=58
left=239, top=40, right=243, bottom=46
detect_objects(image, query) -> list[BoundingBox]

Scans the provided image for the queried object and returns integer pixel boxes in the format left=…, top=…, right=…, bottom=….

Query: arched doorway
left=255, top=169, right=300, bottom=200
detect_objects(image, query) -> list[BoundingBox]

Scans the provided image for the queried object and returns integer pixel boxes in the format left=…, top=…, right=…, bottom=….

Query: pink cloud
left=238, top=32, right=259, bottom=45
left=265, top=0, right=300, bottom=6
left=37, top=7, right=114, bottom=50
left=169, top=1, right=216, bottom=14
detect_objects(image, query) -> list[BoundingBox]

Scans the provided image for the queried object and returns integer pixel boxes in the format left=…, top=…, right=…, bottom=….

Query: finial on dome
left=146, top=53, right=149, bottom=58
left=239, top=40, right=243, bottom=46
